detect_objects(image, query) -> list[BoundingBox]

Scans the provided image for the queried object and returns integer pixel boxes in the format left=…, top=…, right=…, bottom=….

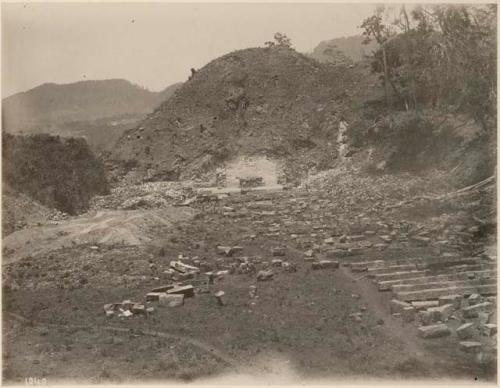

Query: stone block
left=456, top=323, right=475, bottom=340
left=167, top=285, right=194, bottom=298
left=478, top=312, right=492, bottom=325
left=390, top=299, right=411, bottom=315
left=459, top=341, right=482, bottom=353
left=481, top=324, right=497, bottom=337
left=428, top=304, right=454, bottom=322
left=159, top=294, right=184, bottom=307
left=418, top=323, right=451, bottom=338
left=151, top=285, right=175, bottom=293
left=462, top=302, right=492, bottom=318
left=257, top=270, right=274, bottom=281
left=438, top=294, right=463, bottom=309
left=402, top=306, right=416, bottom=322
left=412, top=301, right=439, bottom=311
left=468, top=293, right=482, bottom=305
left=272, top=247, right=286, bottom=256
left=311, top=260, right=339, bottom=270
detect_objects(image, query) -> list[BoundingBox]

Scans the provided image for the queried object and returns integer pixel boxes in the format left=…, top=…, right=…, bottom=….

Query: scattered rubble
left=90, top=181, right=196, bottom=210
left=103, top=300, right=151, bottom=318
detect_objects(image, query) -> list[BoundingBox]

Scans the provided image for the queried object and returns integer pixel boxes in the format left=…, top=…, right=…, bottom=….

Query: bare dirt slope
left=2, top=207, right=196, bottom=265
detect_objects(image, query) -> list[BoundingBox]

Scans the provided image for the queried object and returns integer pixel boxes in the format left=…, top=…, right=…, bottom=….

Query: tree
left=322, top=44, right=352, bottom=65
left=265, top=32, right=293, bottom=49
left=360, top=6, right=395, bottom=108
left=361, top=5, right=496, bottom=131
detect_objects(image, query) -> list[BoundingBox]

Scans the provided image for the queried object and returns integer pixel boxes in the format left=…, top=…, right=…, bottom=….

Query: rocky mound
left=108, top=46, right=378, bottom=184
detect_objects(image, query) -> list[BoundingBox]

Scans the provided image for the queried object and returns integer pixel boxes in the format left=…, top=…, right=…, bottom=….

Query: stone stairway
left=192, top=184, right=496, bottom=355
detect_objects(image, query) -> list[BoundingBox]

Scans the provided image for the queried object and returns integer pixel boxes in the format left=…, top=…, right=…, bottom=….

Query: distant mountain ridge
left=2, top=79, right=182, bottom=152
left=3, top=79, right=181, bottom=128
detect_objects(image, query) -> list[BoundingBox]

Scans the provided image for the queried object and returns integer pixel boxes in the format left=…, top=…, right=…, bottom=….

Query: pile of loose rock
left=399, top=293, right=497, bottom=355
left=90, top=181, right=196, bottom=210
left=102, top=245, right=309, bottom=318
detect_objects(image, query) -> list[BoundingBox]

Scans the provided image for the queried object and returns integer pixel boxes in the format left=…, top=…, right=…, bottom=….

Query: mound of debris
left=89, top=181, right=197, bottom=211
left=108, top=46, right=378, bottom=184
left=300, top=164, right=453, bottom=207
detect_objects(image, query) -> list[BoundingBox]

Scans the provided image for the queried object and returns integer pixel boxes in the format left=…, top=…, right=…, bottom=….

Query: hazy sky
left=2, top=2, right=378, bottom=97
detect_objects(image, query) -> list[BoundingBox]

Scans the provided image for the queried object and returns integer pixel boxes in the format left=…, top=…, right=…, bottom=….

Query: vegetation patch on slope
left=2, top=133, right=109, bottom=216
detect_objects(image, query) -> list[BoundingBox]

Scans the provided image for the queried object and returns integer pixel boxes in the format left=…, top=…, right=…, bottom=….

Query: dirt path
left=337, top=267, right=428, bottom=358
left=2, top=207, right=196, bottom=265
left=5, top=311, right=239, bottom=370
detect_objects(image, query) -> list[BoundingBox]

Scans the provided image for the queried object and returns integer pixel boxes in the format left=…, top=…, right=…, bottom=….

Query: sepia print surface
left=1, top=2, right=497, bottom=385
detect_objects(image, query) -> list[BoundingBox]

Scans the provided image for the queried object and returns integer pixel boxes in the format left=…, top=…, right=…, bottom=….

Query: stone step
left=243, top=185, right=284, bottom=194
left=377, top=270, right=497, bottom=291
left=367, top=264, right=418, bottom=276
left=420, top=258, right=487, bottom=270
left=347, top=260, right=385, bottom=269
left=392, top=278, right=497, bottom=293
left=346, top=256, right=488, bottom=271
left=374, top=270, right=429, bottom=282
left=395, top=283, right=497, bottom=302
left=345, top=254, right=463, bottom=267
left=445, top=263, right=496, bottom=273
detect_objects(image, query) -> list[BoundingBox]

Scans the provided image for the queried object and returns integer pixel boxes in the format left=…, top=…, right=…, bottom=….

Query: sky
left=2, top=2, right=379, bottom=97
